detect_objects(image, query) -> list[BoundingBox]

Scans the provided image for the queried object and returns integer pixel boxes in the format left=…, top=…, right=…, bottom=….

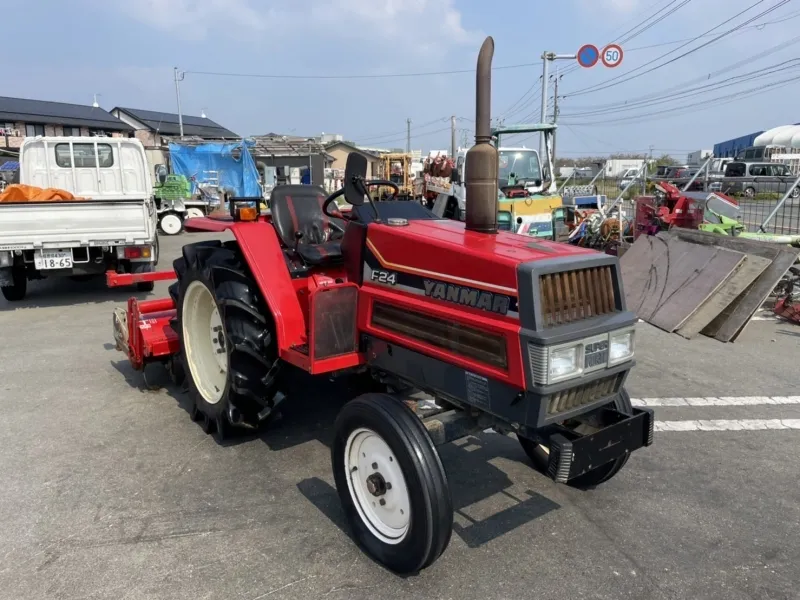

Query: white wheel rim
left=183, top=280, right=227, bottom=404
left=344, top=427, right=411, bottom=545
left=161, top=214, right=182, bottom=234
left=186, top=208, right=204, bottom=219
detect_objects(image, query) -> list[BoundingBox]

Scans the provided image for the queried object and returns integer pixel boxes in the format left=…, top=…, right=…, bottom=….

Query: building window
left=62, top=126, right=81, bottom=137
left=54, top=143, right=114, bottom=168
left=25, top=124, right=45, bottom=137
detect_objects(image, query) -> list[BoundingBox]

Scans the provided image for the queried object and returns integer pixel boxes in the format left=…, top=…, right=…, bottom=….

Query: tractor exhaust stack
left=465, top=36, right=498, bottom=234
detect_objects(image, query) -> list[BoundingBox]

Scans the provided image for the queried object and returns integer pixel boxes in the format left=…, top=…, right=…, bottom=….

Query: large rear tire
left=1, top=267, right=27, bottom=302
left=170, top=240, right=279, bottom=441
left=332, top=393, right=453, bottom=574
left=518, top=388, right=633, bottom=489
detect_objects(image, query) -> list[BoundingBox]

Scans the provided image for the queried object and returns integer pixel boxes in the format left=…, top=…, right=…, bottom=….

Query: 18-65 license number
left=34, top=250, right=73, bottom=270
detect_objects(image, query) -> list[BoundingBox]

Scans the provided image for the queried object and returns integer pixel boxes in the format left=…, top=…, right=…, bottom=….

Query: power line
left=560, top=74, right=800, bottom=127
left=559, top=59, right=800, bottom=118
left=559, top=0, right=691, bottom=79
left=563, top=0, right=789, bottom=97
left=352, top=117, right=450, bottom=143
left=183, top=61, right=542, bottom=81
left=561, top=33, right=800, bottom=113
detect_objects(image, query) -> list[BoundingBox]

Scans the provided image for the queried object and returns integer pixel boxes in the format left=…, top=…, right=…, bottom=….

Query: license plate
left=34, top=250, right=73, bottom=270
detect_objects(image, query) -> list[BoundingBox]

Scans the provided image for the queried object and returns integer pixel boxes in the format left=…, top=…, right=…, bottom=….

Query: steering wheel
left=322, top=179, right=400, bottom=220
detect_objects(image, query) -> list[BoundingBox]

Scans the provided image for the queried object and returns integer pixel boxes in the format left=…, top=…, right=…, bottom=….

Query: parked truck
left=0, top=137, right=159, bottom=301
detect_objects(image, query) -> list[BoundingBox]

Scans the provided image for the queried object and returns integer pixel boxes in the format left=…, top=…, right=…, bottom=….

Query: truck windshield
left=499, top=150, right=541, bottom=182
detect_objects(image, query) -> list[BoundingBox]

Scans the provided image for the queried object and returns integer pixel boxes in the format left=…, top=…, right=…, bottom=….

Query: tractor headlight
left=549, top=345, right=582, bottom=383
left=609, top=330, right=635, bottom=365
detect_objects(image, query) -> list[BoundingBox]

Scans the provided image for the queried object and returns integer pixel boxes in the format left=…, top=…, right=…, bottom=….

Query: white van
left=0, top=137, right=158, bottom=301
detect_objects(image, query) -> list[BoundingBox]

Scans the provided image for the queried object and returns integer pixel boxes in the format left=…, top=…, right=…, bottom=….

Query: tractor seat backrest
left=270, top=184, right=342, bottom=247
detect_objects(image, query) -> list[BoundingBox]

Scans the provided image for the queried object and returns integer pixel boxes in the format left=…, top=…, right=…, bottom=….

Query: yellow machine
left=374, top=153, right=414, bottom=200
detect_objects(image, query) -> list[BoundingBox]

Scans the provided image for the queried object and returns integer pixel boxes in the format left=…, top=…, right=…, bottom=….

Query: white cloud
left=111, top=0, right=273, bottom=40
left=110, top=0, right=480, bottom=54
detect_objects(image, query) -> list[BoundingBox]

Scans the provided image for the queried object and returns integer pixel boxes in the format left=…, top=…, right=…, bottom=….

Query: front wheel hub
left=344, top=427, right=411, bottom=544
left=366, top=473, right=387, bottom=497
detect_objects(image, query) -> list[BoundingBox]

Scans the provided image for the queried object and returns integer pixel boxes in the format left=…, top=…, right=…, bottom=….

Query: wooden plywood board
left=676, top=254, right=771, bottom=339
left=668, top=230, right=800, bottom=342
left=620, top=233, right=745, bottom=333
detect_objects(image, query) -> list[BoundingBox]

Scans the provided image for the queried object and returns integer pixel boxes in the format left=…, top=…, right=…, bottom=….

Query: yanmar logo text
left=423, top=279, right=511, bottom=315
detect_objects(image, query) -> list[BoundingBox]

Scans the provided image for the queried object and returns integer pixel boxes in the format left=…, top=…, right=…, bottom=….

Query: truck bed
left=0, top=199, right=153, bottom=250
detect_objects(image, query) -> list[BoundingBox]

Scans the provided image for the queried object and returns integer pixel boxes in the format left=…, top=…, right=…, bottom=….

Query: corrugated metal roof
left=250, top=134, right=333, bottom=159
left=114, top=107, right=239, bottom=138
left=0, top=96, right=131, bottom=130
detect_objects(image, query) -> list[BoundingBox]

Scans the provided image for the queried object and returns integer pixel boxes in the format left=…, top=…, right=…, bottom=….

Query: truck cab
left=431, top=124, right=562, bottom=230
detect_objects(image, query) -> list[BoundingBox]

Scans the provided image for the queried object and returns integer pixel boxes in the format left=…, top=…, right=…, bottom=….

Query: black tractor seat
left=269, top=185, right=346, bottom=266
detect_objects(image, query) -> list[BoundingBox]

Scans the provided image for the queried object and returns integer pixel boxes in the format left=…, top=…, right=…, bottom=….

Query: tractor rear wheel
left=332, top=393, right=453, bottom=574
left=518, top=388, right=634, bottom=489
left=170, top=240, right=279, bottom=442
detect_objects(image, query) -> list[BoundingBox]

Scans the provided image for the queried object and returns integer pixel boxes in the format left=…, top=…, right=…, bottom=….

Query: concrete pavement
left=1, top=231, right=798, bottom=600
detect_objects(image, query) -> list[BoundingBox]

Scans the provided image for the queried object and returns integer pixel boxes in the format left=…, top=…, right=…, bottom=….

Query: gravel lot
left=1, top=230, right=799, bottom=600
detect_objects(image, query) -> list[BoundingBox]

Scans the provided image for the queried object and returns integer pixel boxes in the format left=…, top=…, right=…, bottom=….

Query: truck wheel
left=1, top=268, right=27, bottom=302
left=186, top=207, right=205, bottom=219
left=332, top=393, right=453, bottom=574
left=170, top=240, right=278, bottom=442
left=159, top=212, right=184, bottom=236
left=518, top=389, right=633, bottom=489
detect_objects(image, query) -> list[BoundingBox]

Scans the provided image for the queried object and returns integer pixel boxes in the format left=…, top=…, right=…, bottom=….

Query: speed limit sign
left=601, top=44, right=623, bottom=68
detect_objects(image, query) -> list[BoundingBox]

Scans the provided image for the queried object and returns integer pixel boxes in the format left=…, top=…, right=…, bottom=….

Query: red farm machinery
left=110, top=37, right=653, bottom=574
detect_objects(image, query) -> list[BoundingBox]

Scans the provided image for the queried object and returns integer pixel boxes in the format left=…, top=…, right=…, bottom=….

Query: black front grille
left=539, top=266, right=618, bottom=327
left=545, top=372, right=624, bottom=416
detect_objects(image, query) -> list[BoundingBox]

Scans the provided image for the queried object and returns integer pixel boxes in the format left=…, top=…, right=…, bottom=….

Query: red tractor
left=110, top=37, right=652, bottom=574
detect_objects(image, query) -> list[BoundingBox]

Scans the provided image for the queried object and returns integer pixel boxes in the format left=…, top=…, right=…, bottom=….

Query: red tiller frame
left=106, top=269, right=177, bottom=287
left=122, top=296, right=179, bottom=369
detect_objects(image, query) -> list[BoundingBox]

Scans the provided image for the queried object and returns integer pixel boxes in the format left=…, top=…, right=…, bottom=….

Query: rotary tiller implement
left=110, top=36, right=653, bottom=574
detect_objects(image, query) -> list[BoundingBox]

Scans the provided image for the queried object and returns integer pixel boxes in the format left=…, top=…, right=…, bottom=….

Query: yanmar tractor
left=110, top=37, right=652, bottom=574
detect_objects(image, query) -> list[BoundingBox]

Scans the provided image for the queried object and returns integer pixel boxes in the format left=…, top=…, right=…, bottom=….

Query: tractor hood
left=365, top=218, right=599, bottom=297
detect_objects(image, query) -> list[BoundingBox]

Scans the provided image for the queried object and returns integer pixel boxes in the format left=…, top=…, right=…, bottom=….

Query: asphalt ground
left=1, top=231, right=799, bottom=600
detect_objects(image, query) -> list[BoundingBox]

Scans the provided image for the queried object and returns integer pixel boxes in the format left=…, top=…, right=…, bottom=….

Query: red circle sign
left=601, top=44, right=623, bottom=68
left=576, top=44, right=599, bottom=68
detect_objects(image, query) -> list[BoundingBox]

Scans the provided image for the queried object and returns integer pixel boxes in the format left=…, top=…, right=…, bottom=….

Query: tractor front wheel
left=332, top=393, right=453, bottom=574
left=170, top=240, right=278, bottom=442
left=518, top=388, right=634, bottom=489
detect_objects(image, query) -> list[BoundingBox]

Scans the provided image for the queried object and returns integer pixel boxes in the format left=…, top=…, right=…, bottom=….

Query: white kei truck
left=0, top=137, right=159, bottom=302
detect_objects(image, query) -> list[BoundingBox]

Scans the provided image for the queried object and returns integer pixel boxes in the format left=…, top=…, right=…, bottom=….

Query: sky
left=4, top=0, right=800, bottom=160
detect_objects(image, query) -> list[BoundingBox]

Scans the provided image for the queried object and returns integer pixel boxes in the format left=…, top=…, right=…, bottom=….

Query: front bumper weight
left=546, top=407, right=654, bottom=484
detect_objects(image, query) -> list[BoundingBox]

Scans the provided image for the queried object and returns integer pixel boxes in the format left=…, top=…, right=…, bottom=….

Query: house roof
left=112, top=107, right=239, bottom=138
left=324, top=141, right=381, bottom=159
left=0, top=96, right=131, bottom=131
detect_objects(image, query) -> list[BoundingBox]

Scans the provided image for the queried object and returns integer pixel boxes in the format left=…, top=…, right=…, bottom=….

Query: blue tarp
left=168, top=140, right=261, bottom=197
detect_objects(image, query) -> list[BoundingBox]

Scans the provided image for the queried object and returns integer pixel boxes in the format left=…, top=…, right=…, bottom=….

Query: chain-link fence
left=558, top=173, right=800, bottom=235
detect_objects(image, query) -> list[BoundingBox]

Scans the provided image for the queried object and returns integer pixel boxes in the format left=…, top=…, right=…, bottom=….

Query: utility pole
left=173, top=67, right=185, bottom=139
left=450, top=116, right=457, bottom=157
left=551, top=69, right=561, bottom=165
left=540, top=51, right=575, bottom=158
left=406, top=118, right=411, bottom=154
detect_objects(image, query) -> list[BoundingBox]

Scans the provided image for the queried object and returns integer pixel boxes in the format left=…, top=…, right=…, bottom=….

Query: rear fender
left=195, top=218, right=307, bottom=353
